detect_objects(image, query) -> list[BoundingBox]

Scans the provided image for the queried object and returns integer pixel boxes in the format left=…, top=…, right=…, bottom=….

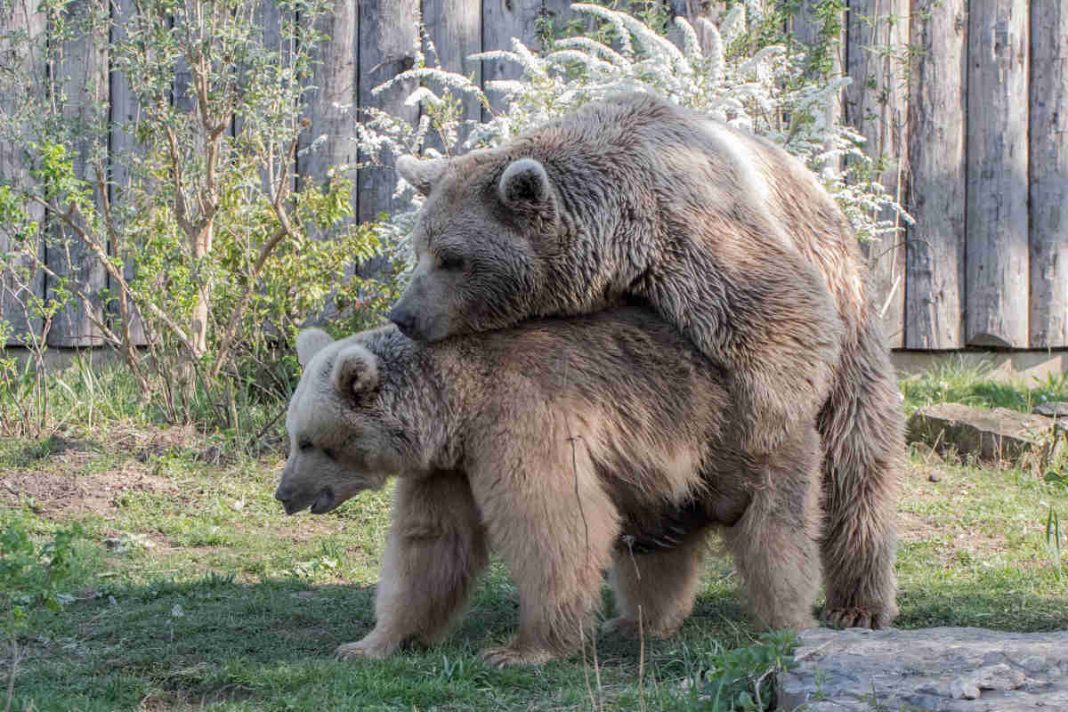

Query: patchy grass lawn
left=1, top=414, right=1067, bottom=710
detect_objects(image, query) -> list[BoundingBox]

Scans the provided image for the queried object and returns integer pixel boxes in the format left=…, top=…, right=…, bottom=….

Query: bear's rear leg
left=818, top=331, right=901, bottom=630
left=336, top=472, right=487, bottom=661
left=469, top=427, right=619, bottom=667
left=722, top=426, right=822, bottom=631
left=605, top=526, right=710, bottom=640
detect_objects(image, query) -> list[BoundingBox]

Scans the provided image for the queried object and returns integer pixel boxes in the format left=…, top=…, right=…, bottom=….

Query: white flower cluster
left=356, top=3, right=908, bottom=264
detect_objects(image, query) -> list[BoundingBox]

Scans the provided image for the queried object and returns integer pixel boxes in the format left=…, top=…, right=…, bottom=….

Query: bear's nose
left=274, top=484, right=292, bottom=503
left=388, top=307, right=416, bottom=337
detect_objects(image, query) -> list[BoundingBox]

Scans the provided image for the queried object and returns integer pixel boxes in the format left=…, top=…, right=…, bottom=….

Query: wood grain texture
left=107, top=0, right=145, bottom=345
left=356, top=0, right=418, bottom=223
left=0, top=0, right=46, bottom=345
left=423, top=0, right=481, bottom=148
left=1028, top=0, right=1068, bottom=348
left=904, top=0, right=966, bottom=350
left=298, top=0, right=358, bottom=208
left=480, top=0, right=570, bottom=115
left=965, top=0, right=1029, bottom=348
left=47, top=1, right=109, bottom=347
left=793, top=0, right=845, bottom=177
left=845, top=0, right=909, bottom=348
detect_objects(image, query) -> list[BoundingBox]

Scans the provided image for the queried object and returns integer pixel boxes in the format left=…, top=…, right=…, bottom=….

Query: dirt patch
left=0, top=462, right=179, bottom=516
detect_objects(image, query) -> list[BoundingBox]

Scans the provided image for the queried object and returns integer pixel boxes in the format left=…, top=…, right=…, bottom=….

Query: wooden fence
left=1, top=0, right=1066, bottom=351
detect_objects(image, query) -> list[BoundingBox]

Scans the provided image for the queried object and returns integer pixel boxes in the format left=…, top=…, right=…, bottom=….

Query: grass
left=1, top=363, right=1067, bottom=710
left=900, top=358, right=1068, bottom=416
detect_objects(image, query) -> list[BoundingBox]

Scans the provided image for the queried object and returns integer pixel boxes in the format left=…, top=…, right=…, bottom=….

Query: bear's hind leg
left=469, top=425, right=619, bottom=668
left=336, top=471, right=487, bottom=661
left=819, top=328, right=902, bottom=630
left=605, top=526, right=710, bottom=640
left=722, top=426, right=822, bottom=631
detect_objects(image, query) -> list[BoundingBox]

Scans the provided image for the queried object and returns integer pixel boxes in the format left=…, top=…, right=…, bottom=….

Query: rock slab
left=907, top=403, right=1063, bottom=464
left=778, top=627, right=1068, bottom=711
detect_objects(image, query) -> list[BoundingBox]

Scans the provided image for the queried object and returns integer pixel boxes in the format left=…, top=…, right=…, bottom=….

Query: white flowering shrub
left=357, top=2, right=907, bottom=265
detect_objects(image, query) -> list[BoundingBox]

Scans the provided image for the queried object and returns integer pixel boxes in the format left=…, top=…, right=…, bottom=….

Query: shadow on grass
left=11, top=572, right=755, bottom=711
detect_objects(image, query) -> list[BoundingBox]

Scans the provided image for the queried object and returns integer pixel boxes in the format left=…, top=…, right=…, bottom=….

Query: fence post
left=1029, top=0, right=1068, bottom=348
left=965, top=0, right=1029, bottom=348
left=904, top=0, right=966, bottom=350
left=0, top=0, right=47, bottom=346
left=845, top=0, right=909, bottom=348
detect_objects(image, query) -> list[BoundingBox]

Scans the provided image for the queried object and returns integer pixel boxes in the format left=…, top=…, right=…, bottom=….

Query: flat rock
left=778, top=627, right=1068, bottom=711
left=907, top=403, right=1063, bottom=465
left=1033, top=401, right=1068, bottom=419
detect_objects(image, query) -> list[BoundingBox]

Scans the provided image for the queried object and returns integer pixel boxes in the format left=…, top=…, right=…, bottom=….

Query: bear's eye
left=437, top=253, right=465, bottom=272
left=298, top=439, right=313, bottom=452
left=322, top=447, right=337, bottom=461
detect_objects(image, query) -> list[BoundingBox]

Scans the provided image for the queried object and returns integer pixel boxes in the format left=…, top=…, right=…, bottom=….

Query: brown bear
left=275, top=308, right=823, bottom=667
left=390, top=92, right=902, bottom=629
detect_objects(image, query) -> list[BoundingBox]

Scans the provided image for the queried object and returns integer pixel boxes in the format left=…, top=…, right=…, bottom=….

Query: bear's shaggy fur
left=391, top=93, right=902, bottom=628
left=276, top=309, right=823, bottom=667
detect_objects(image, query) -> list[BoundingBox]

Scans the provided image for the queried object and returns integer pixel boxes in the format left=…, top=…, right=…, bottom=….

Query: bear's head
left=388, top=151, right=568, bottom=342
left=274, top=328, right=412, bottom=515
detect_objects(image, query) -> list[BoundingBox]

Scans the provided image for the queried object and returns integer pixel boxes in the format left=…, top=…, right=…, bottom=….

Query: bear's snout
left=388, top=306, right=418, bottom=338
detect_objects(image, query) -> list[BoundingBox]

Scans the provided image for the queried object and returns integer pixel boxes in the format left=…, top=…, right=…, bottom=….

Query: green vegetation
left=0, top=364, right=1065, bottom=710
left=900, top=359, right=1068, bottom=415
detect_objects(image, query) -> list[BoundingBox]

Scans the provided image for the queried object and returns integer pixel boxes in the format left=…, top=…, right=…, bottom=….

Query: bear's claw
left=480, top=645, right=556, bottom=668
left=335, top=636, right=399, bottom=661
left=822, top=606, right=892, bottom=630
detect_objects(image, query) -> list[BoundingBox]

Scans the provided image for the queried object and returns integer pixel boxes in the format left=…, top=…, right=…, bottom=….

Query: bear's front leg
left=336, top=471, right=487, bottom=661
left=467, top=427, right=619, bottom=668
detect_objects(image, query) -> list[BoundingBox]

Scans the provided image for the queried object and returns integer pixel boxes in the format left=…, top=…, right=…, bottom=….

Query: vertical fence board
left=0, top=0, right=46, bottom=346
left=108, top=0, right=146, bottom=345
left=904, top=0, right=966, bottom=350
left=47, top=2, right=109, bottom=347
left=966, top=0, right=1029, bottom=348
left=357, top=0, right=419, bottom=223
left=793, top=0, right=845, bottom=176
left=845, top=0, right=909, bottom=348
left=1029, top=0, right=1068, bottom=348
left=298, top=0, right=358, bottom=209
left=481, top=0, right=570, bottom=114
left=423, top=0, right=481, bottom=145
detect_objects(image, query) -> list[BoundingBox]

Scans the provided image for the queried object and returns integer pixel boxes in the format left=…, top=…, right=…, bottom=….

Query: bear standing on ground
left=276, top=309, right=823, bottom=666
left=391, top=93, right=903, bottom=629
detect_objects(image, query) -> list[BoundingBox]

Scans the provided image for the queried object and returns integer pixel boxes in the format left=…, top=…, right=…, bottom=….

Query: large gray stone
left=778, top=627, right=1068, bottom=711
left=907, top=403, right=1063, bottom=466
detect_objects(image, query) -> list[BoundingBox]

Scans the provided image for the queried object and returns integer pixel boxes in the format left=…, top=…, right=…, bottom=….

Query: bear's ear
left=296, top=328, right=334, bottom=367
left=331, top=345, right=380, bottom=399
left=397, top=155, right=447, bottom=196
left=498, top=158, right=553, bottom=209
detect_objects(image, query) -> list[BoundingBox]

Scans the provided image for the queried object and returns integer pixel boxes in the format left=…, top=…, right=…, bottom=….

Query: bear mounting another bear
left=391, top=92, right=903, bottom=630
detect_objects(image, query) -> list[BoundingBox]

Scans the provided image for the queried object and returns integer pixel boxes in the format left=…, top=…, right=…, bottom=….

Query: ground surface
left=1, top=421, right=1066, bottom=712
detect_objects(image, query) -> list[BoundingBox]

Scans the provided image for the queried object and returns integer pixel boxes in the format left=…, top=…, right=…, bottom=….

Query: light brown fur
left=391, top=93, right=903, bottom=628
left=277, top=308, right=822, bottom=666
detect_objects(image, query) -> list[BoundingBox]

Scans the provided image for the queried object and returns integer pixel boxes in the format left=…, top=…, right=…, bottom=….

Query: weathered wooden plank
left=1029, top=0, right=1068, bottom=348
left=422, top=0, right=481, bottom=150
left=965, top=0, right=1029, bottom=348
left=0, top=0, right=46, bottom=346
left=47, top=0, right=109, bottom=347
left=356, top=0, right=418, bottom=223
left=480, top=0, right=570, bottom=115
left=904, top=0, right=966, bottom=350
left=298, top=0, right=358, bottom=208
left=108, top=0, right=145, bottom=345
left=845, top=0, right=909, bottom=348
left=792, top=0, right=845, bottom=177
